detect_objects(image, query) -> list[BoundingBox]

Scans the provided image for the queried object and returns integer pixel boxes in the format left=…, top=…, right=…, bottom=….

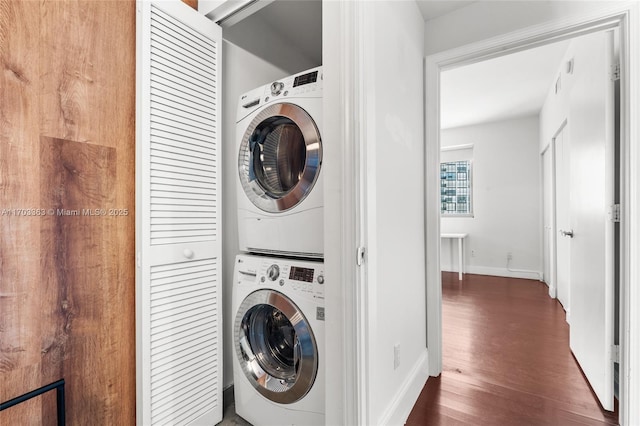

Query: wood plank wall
left=182, top=0, right=199, bottom=10
left=0, top=1, right=136, bottom=424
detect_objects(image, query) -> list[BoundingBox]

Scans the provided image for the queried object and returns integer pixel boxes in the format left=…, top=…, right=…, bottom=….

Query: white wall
left=440, top=116, right=542, bottom=280
left=539, top=37, right=585, bottom=152
left=223, top=12, right=319, bottom=73
left=538, top=37, right=580, bottom=302
left=220, top=40, right=288, bottom=389
left=424, top=1, right=618, bottom=56
left=363, top=1, right=428, bottom=424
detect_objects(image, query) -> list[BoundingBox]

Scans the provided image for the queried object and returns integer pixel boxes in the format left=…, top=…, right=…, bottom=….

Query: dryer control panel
left=267, top=67, right=322, bottom=99
left=263, top=68, right=322, bottom=102
left=236, top=66, right=323, bottom=120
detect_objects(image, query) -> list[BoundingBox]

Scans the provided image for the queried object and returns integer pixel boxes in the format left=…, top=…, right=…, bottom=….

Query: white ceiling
left=440, top=40, right=570, bottom=129
left=416, top=0, right=476, bottom=21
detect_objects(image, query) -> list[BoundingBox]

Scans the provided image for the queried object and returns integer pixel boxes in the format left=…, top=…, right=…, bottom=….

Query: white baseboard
left=379, top=348, right=429, bottom=426
left=442, top=265, right=541, bottom=281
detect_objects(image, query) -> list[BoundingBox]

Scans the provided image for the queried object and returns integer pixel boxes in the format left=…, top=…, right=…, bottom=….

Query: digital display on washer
left=293, top=71, right=318, bottom=87
left=289, top=266, right=315, bottom=282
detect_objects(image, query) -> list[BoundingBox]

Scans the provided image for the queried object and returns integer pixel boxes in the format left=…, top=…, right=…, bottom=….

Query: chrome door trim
left=238, top=102, right=322, bottom=213
left=234, top=289, right=318, bottom=404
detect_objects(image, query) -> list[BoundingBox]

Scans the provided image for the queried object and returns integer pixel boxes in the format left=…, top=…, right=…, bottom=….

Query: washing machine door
left=235, top=289, right=318, bottom=404
left=238, top=103, right=322, bottom=213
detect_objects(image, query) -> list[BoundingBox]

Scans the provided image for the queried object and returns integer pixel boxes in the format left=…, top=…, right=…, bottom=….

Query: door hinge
left=611, top=63, right=620, bottom=81
left=611, top=344, right=620, bottom=363
left=611, top=204, right=621, bottom=223
left=136, top=251, right=141, bottom=268
left=356, top=246, right=366, bottom=266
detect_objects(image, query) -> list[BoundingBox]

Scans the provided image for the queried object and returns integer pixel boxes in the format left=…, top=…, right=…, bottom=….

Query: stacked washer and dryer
left=232, top=67, right=325, bottom=426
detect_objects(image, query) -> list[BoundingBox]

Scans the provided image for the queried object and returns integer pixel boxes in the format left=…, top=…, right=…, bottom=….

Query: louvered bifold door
left=136, top=2, right=222, bottom=425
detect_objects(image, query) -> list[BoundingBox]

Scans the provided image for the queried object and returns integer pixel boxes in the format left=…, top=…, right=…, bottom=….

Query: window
left=441, top=160, right=472, bottom=215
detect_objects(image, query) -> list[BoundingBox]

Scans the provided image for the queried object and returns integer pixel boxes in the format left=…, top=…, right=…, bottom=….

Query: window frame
left=440, top=159, right=474, bottom=217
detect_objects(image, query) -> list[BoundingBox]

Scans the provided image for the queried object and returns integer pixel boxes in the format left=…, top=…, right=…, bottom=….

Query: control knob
left=317, top=274, right=325, bottom=285
left=266, top=264, right=280, bottom=281
left=270, top=81, right=284, bottom=96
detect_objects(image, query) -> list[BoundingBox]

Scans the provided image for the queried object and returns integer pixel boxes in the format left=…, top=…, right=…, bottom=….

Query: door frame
left=541, top=120, right=570, bottom=306
left=540, top=125, right=560, bottom=300
left=549, top=120, right=570, bottom=313
left=425, top=3, right=640, bottom=425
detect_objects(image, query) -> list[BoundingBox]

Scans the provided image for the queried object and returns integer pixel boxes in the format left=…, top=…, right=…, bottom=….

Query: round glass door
left=238, top=103, right=322, bottom=213
left=234, top=289, right=318, bottom=404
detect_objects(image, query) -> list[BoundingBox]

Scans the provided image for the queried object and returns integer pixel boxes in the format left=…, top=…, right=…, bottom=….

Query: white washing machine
left=232, top=254, right=325, bottom=426
left=236, top=67, right=323, bottom=258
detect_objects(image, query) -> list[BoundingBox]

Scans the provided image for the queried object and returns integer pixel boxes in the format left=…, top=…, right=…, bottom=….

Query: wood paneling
left=1, top=1, right=46, bottom=423
left=407, top=273, right=618, bottom=425
left=182, top=0, right=198, bottom=10
left=39, top=136, right=121, bottom=424
left=0, top=1, right=135, bottom=424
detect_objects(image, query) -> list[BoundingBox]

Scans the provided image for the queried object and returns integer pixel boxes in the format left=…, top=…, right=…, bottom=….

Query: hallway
left=407, top=273, right=618, bottom=425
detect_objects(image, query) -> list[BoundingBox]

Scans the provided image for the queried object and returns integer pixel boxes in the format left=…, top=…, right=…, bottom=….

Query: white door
left=554, top=124, right=570, bottom=316
left=542, top=147, right=554, bottom=296
left=567, top=30, right=616, bottom=412
left=137, top=2, right=223, bottom=425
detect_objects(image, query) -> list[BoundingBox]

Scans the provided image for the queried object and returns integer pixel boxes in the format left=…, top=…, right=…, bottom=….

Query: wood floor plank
left=406, top=273, right=618, bottom=426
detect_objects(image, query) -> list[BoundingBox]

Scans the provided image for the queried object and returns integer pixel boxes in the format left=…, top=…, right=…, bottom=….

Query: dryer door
left=235, top=289, right=318, bottom=404
left=238, top=103, right=322, bottom=213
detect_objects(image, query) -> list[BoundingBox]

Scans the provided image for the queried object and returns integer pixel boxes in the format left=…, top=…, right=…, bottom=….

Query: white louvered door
left=136, top=2, right=222, bottom=425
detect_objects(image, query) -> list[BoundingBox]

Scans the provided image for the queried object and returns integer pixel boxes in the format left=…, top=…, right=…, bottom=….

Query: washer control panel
left=236, top=255, right=324, bottom=299
left=266, top=264, right=280, bottom=281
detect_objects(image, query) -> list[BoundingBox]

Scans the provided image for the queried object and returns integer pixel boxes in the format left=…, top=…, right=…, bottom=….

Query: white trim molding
left=425, top=2, right=640, bottom=424
left=425, top=55, right=443, bottom=377
left=621, top=3, right=640, bottom=426
left=323, top=1, right=367, bottom=425
left=440, top=266, right=541, bottom=281
left=440, top=143, right=474, bottom=152
left=199, top=0, right=273, bottom=26
left=378, top=349, right=430, bottom=426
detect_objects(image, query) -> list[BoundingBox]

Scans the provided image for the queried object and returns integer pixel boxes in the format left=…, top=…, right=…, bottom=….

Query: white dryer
left=236, top=67, right=323, bottom=258
left=232, top=254, right=325, bottom=426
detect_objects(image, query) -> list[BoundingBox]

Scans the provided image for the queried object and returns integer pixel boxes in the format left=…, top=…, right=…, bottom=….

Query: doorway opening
left=425, top=10, right=634, bottom=425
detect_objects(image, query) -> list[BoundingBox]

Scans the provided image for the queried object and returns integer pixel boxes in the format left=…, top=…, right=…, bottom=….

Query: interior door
left=137, top=2, right=223, bottom=425
left=567, top=30, right=616, bottom=412
left=554, top=124, right=570, bottom=315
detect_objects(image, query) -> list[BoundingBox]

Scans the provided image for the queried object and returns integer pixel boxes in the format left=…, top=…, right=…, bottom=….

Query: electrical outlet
left=507, top=252, right=513, bottom=261
left=394, top=344, right=400, bottom=370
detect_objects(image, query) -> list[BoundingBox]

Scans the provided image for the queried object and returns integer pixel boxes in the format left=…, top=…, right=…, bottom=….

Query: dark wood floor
left=406, top=273, right=618, bottom=426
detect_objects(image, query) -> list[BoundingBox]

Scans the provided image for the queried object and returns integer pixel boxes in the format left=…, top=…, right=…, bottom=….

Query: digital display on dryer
left=293, top=71, right=318, bottom=87
left=289, top=266, right=315, bottom=282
